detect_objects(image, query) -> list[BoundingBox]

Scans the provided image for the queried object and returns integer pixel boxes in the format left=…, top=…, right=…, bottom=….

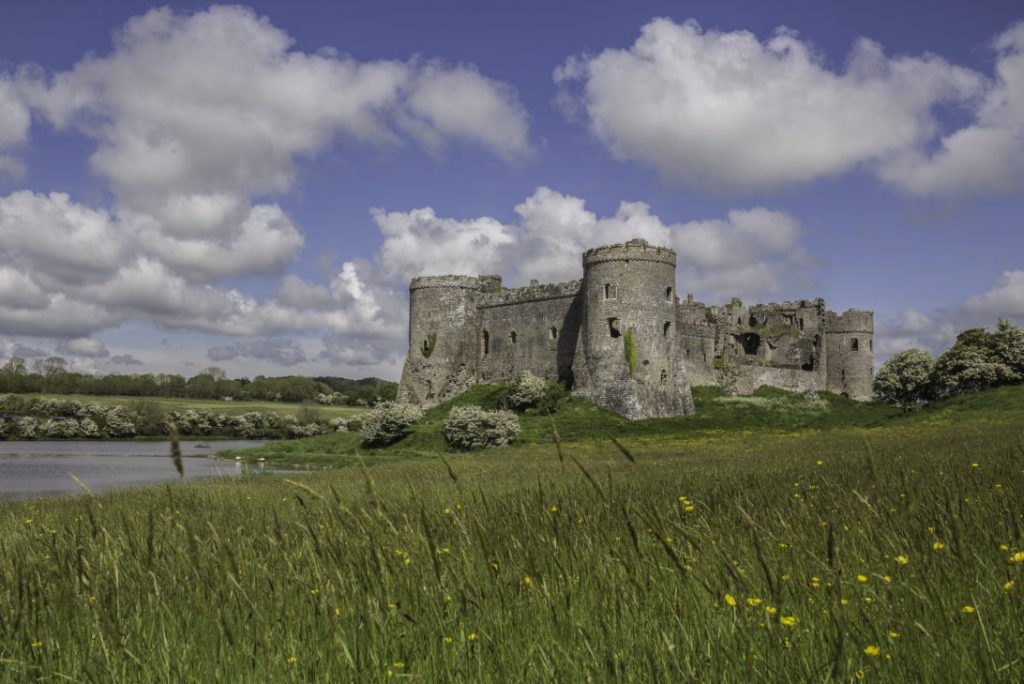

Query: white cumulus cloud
left=555, top=18, right=1024, bottom=195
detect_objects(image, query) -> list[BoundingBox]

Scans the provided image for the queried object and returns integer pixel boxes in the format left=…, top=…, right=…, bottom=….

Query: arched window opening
left=482, top=330, right=489, bottom=356
left=510, top=331, right=518, bottom=345
left=422, top=340, right=430, bottom=353
left=799, top=317, right=805, bottom=330
left=749, top=314, right=758, bottom=327
left=663, top=321, right=671, bottom=336
left=665, top=286, right=673, bottom=301
left=549, top=326, right=558, bottom=340
left=660, top=369, right=668, bottom=384
left=608, top=318, right=621, bottom=338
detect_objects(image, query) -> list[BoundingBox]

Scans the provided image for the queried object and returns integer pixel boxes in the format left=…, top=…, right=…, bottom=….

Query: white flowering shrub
left=79, top=417, right=100, bottom=438
left=507, top=372, right=548, bottom=410
left=14, top=417, right=38, bottom=439
left=329, top=417, right=350, bottom=432
left=361, top=402, right=424, bottom=446
left=103, top=407, right=137, bottom=438
left=288, top=422, right=324, bottom=438
left=443, top=406, right=519, bottom=450
left=40, top=418, right=82, bottom=439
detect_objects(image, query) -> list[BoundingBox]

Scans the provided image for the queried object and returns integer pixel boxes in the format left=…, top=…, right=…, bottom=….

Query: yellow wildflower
left=286, top=656, right=297, bottom=665
left=334, top=607, right=342, bottom=617
left=780, top=616, right=798, bottom=627
left=864, top=645, right=881, bottom=657
left=840, top=598, right=849, bottom=606
left=1004, top=580, right=1015, bottom=592
left=724, top=593, right=737, bottom=607
left=765, top=606, right=778, bottom=616
left=442, top=636, right=453, bottom=645
left=467, top=633, right=478, bottom=641
left=889, top=631, right=900, bottom=638
left=393, top=661, right=405, bottom=669
left=31, top=641, right=43, bottom=649
left=933, top=542, right=945, bottom=551
left=962, top=605, right=975, bottom=614
left=747, top=597, right=762, bottom=607
left=896, top=555, right=909, bottom=565
left=549, top=505, right=558, bottom=513
left=1010, top=551, right=1024, bottom=563
left=883, top=575, right=892, bottom=583
left=857, top=574, right=868, bottom=583
left=855, top=670, right=865, bottom=680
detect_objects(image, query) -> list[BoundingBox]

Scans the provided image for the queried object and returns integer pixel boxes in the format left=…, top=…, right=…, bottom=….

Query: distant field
left=27, top=393, right=368, bottom=418
left=2, top=385, right=1022, bottom=680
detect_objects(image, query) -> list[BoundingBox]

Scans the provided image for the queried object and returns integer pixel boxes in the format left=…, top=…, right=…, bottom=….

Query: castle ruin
left=398, top=239, right=873, bottom=419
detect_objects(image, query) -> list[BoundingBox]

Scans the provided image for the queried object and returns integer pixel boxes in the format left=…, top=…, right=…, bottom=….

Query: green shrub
left=443, top=406, right=519, bottom=449
left=361, top=402, right=425, bottom=446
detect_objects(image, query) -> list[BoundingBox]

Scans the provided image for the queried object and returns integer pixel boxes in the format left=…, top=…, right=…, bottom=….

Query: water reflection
left=0, top=440, right=285, bottom=500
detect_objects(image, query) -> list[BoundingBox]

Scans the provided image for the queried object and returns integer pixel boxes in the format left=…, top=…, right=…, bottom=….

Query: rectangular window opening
left=851, top=338, right=859, bottom=351
left=608, top=318, right=621, bottom=338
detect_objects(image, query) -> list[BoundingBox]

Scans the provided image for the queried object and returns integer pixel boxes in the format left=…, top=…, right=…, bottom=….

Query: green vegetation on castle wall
left=421, top=332, right=438, bottom=359
left=623, top=330, right=638, bottom=376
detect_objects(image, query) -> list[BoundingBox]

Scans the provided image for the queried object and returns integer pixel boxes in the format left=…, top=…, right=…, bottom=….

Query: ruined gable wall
left=477, top=281, right=582, bottom=384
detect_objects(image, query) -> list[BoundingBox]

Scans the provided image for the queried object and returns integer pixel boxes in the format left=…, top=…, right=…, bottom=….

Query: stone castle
left=398, top=239, right=873, bottom=419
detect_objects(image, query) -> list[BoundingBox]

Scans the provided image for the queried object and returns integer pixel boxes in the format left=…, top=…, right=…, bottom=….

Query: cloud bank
left=556, top=18, right=1024, bottom=195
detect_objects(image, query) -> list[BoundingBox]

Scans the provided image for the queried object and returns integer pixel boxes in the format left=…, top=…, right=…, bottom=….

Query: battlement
left=826, top=309, right=874, bottom=333
left=582, top=238, right=676, bottom=267
left=480, top=279, right=581, bottom=308
left=409, top=275, right=487, bottom=291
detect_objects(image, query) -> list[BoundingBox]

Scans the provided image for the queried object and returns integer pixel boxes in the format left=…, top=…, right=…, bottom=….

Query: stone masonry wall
left=397, top=240, right=875, bottom=418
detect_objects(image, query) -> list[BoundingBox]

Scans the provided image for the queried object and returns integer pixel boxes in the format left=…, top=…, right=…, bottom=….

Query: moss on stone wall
left=421, top=332, right=437, bottom=359
left=623, top=330, right=637, bottom=376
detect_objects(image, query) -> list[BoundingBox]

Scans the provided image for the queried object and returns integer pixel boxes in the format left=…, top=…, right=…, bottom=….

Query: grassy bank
left=16, top=393, right=367, bottom=419
left=1, top=387, right=1023, bottom=680
left=224, top=384, right=1024, bottom=468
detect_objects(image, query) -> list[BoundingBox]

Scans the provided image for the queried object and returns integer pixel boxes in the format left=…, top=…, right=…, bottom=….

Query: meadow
left=1, top=387, right=1022, bottom=681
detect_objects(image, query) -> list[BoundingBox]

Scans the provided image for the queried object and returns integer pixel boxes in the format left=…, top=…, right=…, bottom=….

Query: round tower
left=824, top=309, right=874, bottom=400
left=571, top=239, right=694, bottom=419
left=398, top=275, right=482, bottom=405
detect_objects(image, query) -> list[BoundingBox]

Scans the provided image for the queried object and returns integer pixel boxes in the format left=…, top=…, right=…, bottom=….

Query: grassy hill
left=226, top=384, right=1024, bottom=467
left=2, top=385, right=1022, bottom=680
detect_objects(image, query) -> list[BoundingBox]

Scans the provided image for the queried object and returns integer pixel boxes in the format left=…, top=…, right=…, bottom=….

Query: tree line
left=0, top=356, right=397, bottom=406
left=874, top=319, right=1024, bottom=409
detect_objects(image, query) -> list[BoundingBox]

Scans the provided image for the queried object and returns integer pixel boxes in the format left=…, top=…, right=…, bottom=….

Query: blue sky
left=1, top=0, right=1022, bottom=379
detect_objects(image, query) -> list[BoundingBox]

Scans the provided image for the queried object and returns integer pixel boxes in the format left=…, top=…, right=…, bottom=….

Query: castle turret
left=397, top=275, right=491, bottom=405
left=571, top=239, right=694, bottom=419
left=824, top=309, right=874, bottom=400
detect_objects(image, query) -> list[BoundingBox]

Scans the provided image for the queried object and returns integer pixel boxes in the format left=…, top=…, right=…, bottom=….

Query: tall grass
left=2, top=410, right=1023, bottom=680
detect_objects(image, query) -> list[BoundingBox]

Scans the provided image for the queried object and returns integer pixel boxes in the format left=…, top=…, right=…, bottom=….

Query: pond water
left=0, top=440, right=282, bottom=500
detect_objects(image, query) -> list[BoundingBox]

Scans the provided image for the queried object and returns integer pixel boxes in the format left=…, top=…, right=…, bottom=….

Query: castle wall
left=825, top=310, right=874, bottom=399
left=477, top=281, right=582, bottom=384
left=397, top=240, right=875, bottom=417
left=398, top=276, right=483, bottom=405
left=731, top=367, right=822, bottom=395
left=572, top=240, right=694, bottom=419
